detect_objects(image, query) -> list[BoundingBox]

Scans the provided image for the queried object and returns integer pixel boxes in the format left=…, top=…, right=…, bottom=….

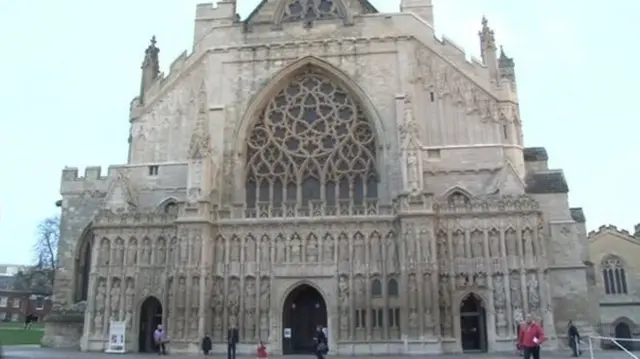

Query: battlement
left=60, top=163, right=188, bottom=196
left=195, top=1, right=236, bottom=21
left=588, top=224, right=638, bottom=239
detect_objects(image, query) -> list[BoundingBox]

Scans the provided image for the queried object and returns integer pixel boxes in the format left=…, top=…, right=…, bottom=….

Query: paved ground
left=1, top=346, right=638, bottom=359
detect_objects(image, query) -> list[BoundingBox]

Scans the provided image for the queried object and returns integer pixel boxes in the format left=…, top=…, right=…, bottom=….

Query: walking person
left=314, top=324, right=328, bottom=359
left=519, top=315, right=545, bottom=359
left=568, top=320, right=581, bottom=357
left=153, top=324, right=168, bottom=355
left=227, top=324, right=239, bottom=359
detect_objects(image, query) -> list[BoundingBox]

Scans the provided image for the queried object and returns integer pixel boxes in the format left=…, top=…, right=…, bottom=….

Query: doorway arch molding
left=453, top=289, right=493, bottom=353
left=272, top=277, right=337, bottom=355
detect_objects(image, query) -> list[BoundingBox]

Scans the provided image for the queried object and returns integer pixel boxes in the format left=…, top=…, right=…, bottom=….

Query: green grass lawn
left=0, top=322, right=44, bottom=345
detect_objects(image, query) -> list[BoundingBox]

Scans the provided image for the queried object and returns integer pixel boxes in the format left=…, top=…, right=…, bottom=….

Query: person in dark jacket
left=227, top=324, right=239, bottom=359
left=314, top=325, right=328, bottom=359
left=201, top=334, right=212, bottom=356
left=568, top=321, right=581, bottom=357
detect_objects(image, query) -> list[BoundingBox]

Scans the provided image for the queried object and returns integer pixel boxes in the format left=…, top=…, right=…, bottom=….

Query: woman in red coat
left=519, top=315, right=545, bottom=359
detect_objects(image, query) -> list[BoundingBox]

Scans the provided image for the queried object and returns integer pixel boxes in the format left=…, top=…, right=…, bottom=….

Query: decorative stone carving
left=110, top=279, right=121, bottom=318
left=245, top=277, right=256, bottom=310
left=453, top=230, right=465, bottom=258
left=306, top=234, right=319, bottom=263
left=93, top=311, right=104, bottom=334
left=169, top=238, right=178, bottom=266
left=354, top=233, right=364, bottom=266
left=439, top=276, right=452, bottom=337
left=289, top=234, right=302, bottom=262
left=228, top=277, right=240, bottom=317
left=177, top=277, right=186, bottom=308
left=510, top=272, right=522, bottom=310
left=245, top=235, right=256, bottom=262
left=470, top=230, right=483, bottom=258
left=157, top=238, right=166, bottom=265
left=259, top=235, right=270, bottom=264
left=505, top=229, right=517, bottom=256
left=489, top=229, right=500, bottom=258
left=493, top=275, right=506, bottom=309
left=95, top=278, right=106, bottom=311
left=354, top=276, right=365, bottom=305
left=99, top=238, right=110, bottom=266
left=191, top=277, right=200, bottom=309
left=527, top=272, right=540, bottom=312
left=370, top=232, right=382, bottom=271
left=189, top=310, right=198, bottom=337
left=385, top=235, right=397, bottom=273
left=323, top=234, right=334, bottom=263
left=339, top=234, right=349, bottom=263
left=114, top=238, right=125, bottom=266
left=408, top=274, right=417, bottom=308
left=179, top=236, right=189, bottom=265
left=231, top=237, right=241, bottom=262
left=127, top=238, right=138, bottom=266
left=275, top=235, right=286, bottom=263
left=191, top=235, right=202, bottom=266
left=338, top=275, right=350, bottom=334
left=522, top=229, right=534, bottom=259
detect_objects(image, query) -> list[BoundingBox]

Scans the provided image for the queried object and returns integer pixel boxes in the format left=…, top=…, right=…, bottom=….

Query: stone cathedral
left=43, top=0, right=596, bottom=355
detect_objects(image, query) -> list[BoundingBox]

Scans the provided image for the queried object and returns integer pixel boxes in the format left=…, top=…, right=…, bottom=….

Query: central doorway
left=459, top=293, right=487, bottom=353
left=138, top=296, right=163, bottom=353
left=282, top=284, right=327, bottom=355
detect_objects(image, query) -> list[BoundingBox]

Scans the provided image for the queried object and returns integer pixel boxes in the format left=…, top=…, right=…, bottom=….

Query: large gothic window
left=602, top=257, right=628, bottom=295
left=245, top=68, right=378, bottom=209
left=282, top=0, right=339, bottom=22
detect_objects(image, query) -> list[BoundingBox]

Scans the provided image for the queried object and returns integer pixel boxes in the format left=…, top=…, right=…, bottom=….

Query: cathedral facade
left=43, top=0, right=596, bottom=355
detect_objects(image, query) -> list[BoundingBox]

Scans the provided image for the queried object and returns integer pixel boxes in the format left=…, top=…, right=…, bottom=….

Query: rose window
left=245, top=67, right=378, bottom=209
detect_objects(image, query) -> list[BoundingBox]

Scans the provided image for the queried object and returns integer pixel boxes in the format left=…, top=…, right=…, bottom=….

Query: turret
left=478, top=17, right=498, bottom=83
left=400, top=0, right=433, bottom=26
left=498, top=46, right=516, bottom=82
left=139, top=36, right=160, bottom=105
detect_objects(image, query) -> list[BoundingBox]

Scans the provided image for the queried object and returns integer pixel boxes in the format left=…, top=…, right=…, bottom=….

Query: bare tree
left=13, top=216, right=60, bottom=294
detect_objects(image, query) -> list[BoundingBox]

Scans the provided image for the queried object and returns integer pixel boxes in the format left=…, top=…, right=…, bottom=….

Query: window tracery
left=282, top=0, right=340, bottom=22
left=602, top=257, right=628, bottom=295
left=245, top=68, right=378, bottom=209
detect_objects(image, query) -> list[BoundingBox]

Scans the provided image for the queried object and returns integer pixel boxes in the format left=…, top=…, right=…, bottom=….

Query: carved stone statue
left=127, top=240, right=138, bottom=265
left=245, top=279, right=256, bottom=310
left=306, top=236, right=319, bottom=263
left=259, top=279, right=270, bottom=310
left=177, top=277, right=186, bottom=308
left=95, top=279, right=106, bottom=311
left=338, top=276, right=349, bottom=309
left=110, top=281, right=121, bottom=314
left=191, top=278, right=200, bottom=309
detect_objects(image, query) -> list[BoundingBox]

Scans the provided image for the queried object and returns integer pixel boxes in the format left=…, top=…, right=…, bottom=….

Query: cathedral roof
left=243, top=0, right=378, bottom=25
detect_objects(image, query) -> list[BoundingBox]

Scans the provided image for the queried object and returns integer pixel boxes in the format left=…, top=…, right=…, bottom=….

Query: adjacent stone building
left=43, top=0, right=595, bottom=354
left=588, top=224, right=640, bottom=349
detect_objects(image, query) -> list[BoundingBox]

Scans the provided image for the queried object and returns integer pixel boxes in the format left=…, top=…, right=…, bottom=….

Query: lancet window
left=245, top=67, right=378, bottom=209
left=602, top=257, right=628, bottom=295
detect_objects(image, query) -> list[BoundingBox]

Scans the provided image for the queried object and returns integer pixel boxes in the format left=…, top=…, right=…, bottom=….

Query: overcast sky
left=0, top=0, right=638, bottom=265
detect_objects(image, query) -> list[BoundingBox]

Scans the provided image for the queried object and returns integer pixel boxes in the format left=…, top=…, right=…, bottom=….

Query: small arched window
left=387, top=278, right=398, bottom=296
left=447, top=190, right=470, bottom=206
left=602, top=257, right=628, bottom=295
left=164, top=202, right=178, bottom=215
left=371, top=279, right=382, bottom=297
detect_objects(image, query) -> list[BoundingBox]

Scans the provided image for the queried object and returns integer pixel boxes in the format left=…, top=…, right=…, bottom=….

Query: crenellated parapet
left=60, top=166, right=112, bottom=195
left=588, top=224, right=638, bottom=239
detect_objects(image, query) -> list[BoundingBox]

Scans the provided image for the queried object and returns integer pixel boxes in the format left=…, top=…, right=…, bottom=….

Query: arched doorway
left=459, top=293, right=487, bottom=352
left=138, top=296, right=163, bottom=353
left=614, top=322, right=633, bottom=351
left=282, top=284, right=327, bottom=355
left=74, top=226, right=93, bottom=303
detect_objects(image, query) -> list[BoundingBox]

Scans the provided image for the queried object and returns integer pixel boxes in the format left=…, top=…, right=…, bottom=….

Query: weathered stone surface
left=588, top=225, right=640, bottom=346
left=44, top=1, right=592, bottom=355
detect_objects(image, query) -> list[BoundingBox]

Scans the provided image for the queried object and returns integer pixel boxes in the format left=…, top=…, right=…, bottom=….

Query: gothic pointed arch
left=272, top=0, right=353, bottom=27
left=73, top=223, right=93, bottom=303
left=239, top=57, right=385, bottom=209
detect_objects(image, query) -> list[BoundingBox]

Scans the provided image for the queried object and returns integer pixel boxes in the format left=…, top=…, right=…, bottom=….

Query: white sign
left=105, top=320, right=126, bottom=353
left=284, top=328, right=292, bottom=338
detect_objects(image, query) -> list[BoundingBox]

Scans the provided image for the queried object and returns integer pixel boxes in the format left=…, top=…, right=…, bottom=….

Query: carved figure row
left=95, top=236, right=202, bottom=268
left=91, top=276, right=136, bottom=335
